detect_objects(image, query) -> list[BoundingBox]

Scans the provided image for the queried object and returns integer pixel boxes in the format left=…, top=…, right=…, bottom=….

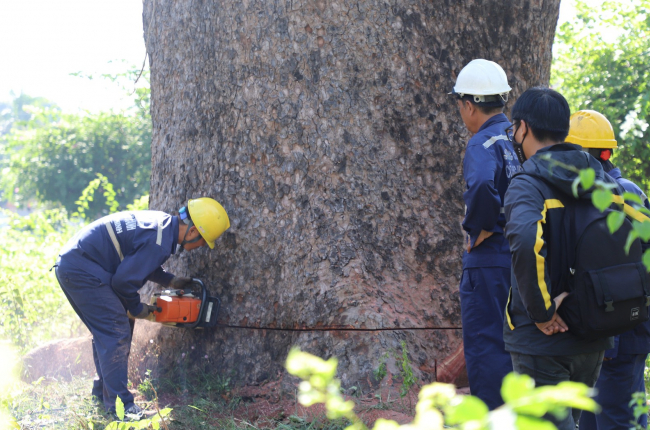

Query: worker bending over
left=54, top=198, right=230, bottom=419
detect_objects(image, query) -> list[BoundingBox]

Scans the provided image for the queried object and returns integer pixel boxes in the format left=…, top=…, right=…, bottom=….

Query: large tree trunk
left=135, top=0, right=560, bottom=389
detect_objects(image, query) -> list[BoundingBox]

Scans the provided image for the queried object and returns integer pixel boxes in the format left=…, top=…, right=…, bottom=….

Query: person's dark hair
left=511, top=87, right=570, bottom=142
left=459, top=95, right=505, bottom=115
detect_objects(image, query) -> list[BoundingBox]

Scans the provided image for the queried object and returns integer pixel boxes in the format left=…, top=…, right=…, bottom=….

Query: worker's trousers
left=579, top=353, right=648, bottom=429
left=460, top=266, right=513, bottom=410
left=512, top=351, right=604, bottom=430
left=55, top=261, right=135, bottom=413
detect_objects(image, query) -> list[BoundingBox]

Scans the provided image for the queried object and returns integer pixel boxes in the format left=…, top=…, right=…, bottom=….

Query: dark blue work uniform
left=580, top=167, right=650, bottom=430
left=55, top=211, right=179, bottom=412
left=460, top=113, right=521, bottom=409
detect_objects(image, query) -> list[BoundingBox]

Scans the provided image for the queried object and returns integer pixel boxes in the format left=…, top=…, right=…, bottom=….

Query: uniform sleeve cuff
left=130, top=302, right=144, bottom=316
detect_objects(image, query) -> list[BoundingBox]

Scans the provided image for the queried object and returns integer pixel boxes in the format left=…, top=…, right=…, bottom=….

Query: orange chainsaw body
left=154, top=296, right=201, bottom=324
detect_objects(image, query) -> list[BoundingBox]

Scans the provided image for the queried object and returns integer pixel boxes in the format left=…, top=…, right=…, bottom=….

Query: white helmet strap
left=457, top=93, right=509, bottom=104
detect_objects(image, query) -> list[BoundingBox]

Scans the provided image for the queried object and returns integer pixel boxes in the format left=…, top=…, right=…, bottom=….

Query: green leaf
left=509, top=380, right=597, bottom=418
left=501, top=372, right=535, bottom=403
left=372, top=419, right=401, bottom=430
left=445, top=395, right=488, bottom=424
left=606, top=211, right=625, bottom=234
left=592, top=189, right=613, bottom=212
left=633, top=220, right=650, bottom=242
left=571, top=176, right=580, bottom=198
left=187, top=405, right=205, bottom=412
left=579, top=168, right=595, bottom=190
left=515, top=415, right=557, bottom=430
left=115, top=396, right=125, bottom=421
left=623, top=192, right=643, bottom=205
left=625, top=231, right=640, bottom=255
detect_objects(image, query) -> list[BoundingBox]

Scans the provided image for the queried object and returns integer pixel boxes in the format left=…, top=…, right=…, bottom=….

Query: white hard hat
left=451, top=59, right=511, bottom=103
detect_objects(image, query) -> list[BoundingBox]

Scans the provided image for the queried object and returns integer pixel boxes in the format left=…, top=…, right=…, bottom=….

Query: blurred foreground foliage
left=0, top=342, right=20, bottom=429
left=552, top=0, right=650, bottom=194
left=286, top=348, right=599, bottom=430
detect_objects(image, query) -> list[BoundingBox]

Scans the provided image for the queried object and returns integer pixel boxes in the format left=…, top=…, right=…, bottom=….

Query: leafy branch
left=552, top=0, right=650, bottom=193
left=72, top=173, right=120, bottom=220
left=286, top=348, right=598, bottom=430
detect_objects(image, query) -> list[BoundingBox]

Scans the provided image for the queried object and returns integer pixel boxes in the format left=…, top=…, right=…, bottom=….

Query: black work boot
left=91, top=378, right=104, bottom=403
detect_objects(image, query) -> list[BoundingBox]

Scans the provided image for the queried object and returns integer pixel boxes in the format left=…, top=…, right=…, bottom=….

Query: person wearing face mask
left=568, top=110, right=650, bottom=430
left=501, top=88, right=648, bottom=430
left=450, top=59, right=521, bottom=409
left=53, top=198, right=230, bottom=419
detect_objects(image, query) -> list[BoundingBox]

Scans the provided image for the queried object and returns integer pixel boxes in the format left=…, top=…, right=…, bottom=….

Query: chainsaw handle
left=180, top=278, right=207, bottom=329
left=147, top=304, right=162, bottom=314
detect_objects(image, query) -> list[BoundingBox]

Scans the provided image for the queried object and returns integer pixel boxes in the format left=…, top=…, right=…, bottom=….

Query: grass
left=6, top=376, right=350, bottom=430
left=9, top=377, right=112, bottom=429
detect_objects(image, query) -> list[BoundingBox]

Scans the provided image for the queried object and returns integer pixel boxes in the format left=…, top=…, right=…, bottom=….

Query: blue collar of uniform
left=477, top=113, right=509, bottom=133
left=607, top=167, right=622, bottom=180
left=171, top=215, right=180, bottom=254
left=536, top=143, right=582, bottom=154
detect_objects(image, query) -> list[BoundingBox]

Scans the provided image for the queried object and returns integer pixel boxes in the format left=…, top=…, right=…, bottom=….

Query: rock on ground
left=21, top=336, right=95, bottom=383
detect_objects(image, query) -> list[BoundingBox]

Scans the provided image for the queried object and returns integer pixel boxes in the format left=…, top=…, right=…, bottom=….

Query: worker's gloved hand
left=128, top=304, right=155, bottom=319
left=169, top=276, right=193, bottom=289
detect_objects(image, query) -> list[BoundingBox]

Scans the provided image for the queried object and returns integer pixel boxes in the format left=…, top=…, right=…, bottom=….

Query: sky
left=0, top=0, right=145, bottom=113
left=0, top=0, right=585, bottom=114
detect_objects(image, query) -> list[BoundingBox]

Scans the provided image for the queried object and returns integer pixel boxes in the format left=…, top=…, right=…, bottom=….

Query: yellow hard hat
left=187, top=198, right=230, bottom=249
left=566, top=110, right=617, bottom=149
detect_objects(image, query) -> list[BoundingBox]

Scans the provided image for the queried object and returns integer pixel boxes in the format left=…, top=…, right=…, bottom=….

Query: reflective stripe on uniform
left=156, top=220, right=163, bottom=246
left=506, top=287, right=514, bottom=330
left=482, top=134, right=508, bottom=149
left=534, top=199, right=565, bottom=310
left=104, top=220, right=124, bottom=261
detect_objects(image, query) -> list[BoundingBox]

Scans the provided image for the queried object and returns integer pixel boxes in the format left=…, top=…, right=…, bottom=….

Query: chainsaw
left=150, top=278, right=220, bottom=329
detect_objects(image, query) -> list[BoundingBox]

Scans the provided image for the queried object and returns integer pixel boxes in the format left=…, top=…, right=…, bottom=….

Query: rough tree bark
left=134, top=0, right=560, bottom=389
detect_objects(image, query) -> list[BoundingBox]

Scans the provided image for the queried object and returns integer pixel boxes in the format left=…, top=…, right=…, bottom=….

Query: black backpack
left=556, top=196, right=650, bottom=340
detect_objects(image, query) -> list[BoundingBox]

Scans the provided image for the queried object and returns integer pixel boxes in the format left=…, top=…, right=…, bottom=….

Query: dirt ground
left=18, top=336, right=471, bottom=428
left=153, top=378, right=471, bottom=428
left=154, top=382, right=415, bottom=427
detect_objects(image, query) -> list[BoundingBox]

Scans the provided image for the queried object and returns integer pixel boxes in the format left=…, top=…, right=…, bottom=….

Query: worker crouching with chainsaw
left=53, top=198, right=230, bottom=419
